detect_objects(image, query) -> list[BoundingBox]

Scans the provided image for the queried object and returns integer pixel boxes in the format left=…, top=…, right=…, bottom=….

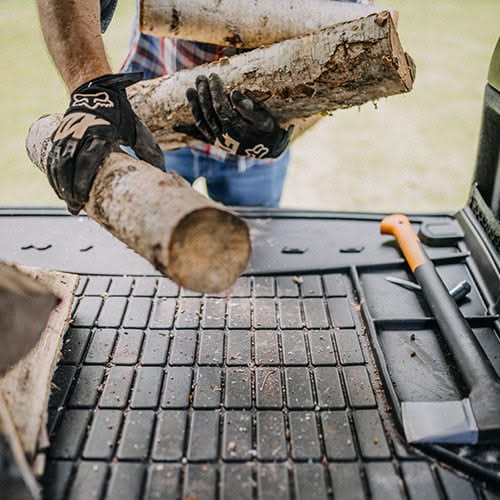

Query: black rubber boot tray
left=0, top=208, right=498, bottom=499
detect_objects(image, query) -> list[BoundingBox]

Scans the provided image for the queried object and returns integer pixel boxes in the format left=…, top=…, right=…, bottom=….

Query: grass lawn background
left=1, top=0, right=499, bottom=211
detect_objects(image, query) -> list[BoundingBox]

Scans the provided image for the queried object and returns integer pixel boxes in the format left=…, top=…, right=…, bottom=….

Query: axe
left=381, top=214, right=500, bottom=444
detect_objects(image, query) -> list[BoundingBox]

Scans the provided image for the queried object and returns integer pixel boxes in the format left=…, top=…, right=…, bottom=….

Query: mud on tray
left=42, top=272, right=497, bottom=500
left=359, top=256, right=500, bottom=469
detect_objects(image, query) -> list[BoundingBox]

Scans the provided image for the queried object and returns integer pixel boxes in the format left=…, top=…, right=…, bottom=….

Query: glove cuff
left=73, top=72, right=144, bottom=93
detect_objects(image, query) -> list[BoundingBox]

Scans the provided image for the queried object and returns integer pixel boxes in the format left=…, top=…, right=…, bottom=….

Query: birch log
left=0, top=392, right=40, bottom=500
left=141, top=0, right=385, bottom=47
left=0, top=262, right=59, bottom=375
left=129, top=12, right=415, bottom=149
left=26, top=115, right=251, bottom=293
left=0, top=267, right=78, bottom=460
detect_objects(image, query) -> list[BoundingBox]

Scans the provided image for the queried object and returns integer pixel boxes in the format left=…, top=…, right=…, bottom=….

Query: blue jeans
left=164, top=148, right=290, bottom=207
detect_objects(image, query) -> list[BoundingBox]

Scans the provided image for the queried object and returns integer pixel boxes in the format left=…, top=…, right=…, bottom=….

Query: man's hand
left=47, top=72, right=164, bottom=214
left=174, top=74, right=293, bottom=159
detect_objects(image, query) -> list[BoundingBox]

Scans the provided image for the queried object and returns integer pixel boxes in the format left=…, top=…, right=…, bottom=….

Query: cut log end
left=25, top=114, right=62, bottom=175
left=169, top=207, right=251, bottom=293
left=386, top=16, right=416, bottom=92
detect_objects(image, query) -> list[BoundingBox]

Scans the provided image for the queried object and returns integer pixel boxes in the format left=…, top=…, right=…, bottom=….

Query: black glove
left=47, top=72, right=164, bottom=215
left=174, top=73, right=293, bottom=160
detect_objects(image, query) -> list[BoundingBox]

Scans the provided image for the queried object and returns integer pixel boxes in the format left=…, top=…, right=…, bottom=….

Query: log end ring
left=168, top=207, right=251, bottom=293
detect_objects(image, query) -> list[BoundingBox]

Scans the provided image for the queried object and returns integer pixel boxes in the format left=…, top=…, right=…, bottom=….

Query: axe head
left=402, top=399, right=479, bottom=444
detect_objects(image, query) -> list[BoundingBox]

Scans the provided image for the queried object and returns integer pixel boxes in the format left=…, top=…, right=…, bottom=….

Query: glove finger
left=207, top=73, right=237, bottom=126
left=52, top=141, right=79, bottom=203
left=230, top=90, right=254, bottom=112
left=186, top=88, right=216, bottom=143
left=195, top=75, right=222, bottom=136
left=46, top=146, right=64, bottom=200
left=72, top=137, right=112, bottom=206
left=133, top=116, right=165, bottom=170
left=66, top=200, right=85, bottom=216
left=268, top=124, right=294, bottom=159
left=230, top=90, right=274, bottom=132
left=173, top=123, right=210, bottom=143
left=49, top=149, right=84, bottom=215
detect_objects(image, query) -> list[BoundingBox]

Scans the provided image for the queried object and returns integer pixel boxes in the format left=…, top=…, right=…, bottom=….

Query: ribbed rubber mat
left=42, top=273, right=494, bottom=500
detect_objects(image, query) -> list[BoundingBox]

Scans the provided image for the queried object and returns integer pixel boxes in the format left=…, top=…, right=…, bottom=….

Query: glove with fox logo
left=174, top=74, right=293, bottom=160
left=47, top=72, right=164, bottom=215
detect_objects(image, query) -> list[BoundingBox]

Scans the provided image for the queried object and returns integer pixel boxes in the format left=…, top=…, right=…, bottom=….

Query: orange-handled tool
left=380, top=214, right=426, bottom=272
left=380, top=214, right=500, bottom=444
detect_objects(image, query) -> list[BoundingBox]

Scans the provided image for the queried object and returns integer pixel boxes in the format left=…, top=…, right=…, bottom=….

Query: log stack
left=129, top=12, right=415, bottom=149
left=26, top=10, right=415, bottom=293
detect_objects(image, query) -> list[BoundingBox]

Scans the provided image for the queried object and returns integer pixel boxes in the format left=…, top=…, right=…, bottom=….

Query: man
left=36, top=0, right=369, bottom=213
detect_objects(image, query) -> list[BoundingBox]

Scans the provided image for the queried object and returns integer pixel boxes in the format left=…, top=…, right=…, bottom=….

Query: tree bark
left=0, top=267, right=78, bottom=460
left=140, top=0, right=384, bottom=47
left=128, top=12, right=415, bottom=149
left=0, top=267, right=77, bottom=499
left=25, top=115, right=251, bottom=293
left=0, top=262, right=59, bottom=376
left=0, top=392, right=40, bottom=500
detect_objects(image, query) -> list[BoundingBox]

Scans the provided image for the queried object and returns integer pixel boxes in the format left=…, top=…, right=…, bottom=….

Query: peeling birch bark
left=0, top=392, right=40, bottom=500
left=128, top=13, right=415, bottom=149
left=25, top=116, right=251, bottom=293
left=0, top=267, right=78, bottom=460
left=0, top=262, right=59, bottom=375
left=140, top=0, right=385, bottom=47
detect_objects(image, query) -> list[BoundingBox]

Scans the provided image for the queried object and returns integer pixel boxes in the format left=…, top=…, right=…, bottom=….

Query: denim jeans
left=164, top=147, right=290, bottom=207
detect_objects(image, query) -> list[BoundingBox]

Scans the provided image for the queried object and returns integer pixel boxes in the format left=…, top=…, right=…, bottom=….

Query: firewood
left=26, top=13, right=411, bottom=290
left=0, top=392, right=40, bottom=500
left=25, top=116, right=251, bottom=293
left=0, top=262, right=59, bottom=375
left=0, top=267, right=78, bottom=461
left=28, top=13, right=414, bottom=153
left=129, top=12, right=415, bottom=149
left=140, top=0, right=383, bottom=47
left=0, top=268, right=77, bottom=498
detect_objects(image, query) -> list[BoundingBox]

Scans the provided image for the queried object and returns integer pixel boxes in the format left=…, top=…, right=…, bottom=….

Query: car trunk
left=0, top=39, right=498, bottom=500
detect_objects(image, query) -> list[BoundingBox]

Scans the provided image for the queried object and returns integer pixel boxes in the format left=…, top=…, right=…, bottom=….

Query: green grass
left=1, top=0, right=499, bottom=211
left=0, top=0, right=135, bottom=206
left=285, top=0, right=500, bottom=211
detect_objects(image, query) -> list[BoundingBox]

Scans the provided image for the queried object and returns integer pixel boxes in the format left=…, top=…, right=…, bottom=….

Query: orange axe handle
left=380, top=214, right=427, bottom=272
left=380, top=213, right=497, bottom=395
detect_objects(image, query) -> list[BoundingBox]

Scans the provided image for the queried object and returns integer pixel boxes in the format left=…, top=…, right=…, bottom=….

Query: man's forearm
left=36, top=0, right=111, bottom=92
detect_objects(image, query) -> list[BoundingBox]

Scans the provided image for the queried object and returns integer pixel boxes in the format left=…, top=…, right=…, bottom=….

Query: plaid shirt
left=118, top=0, right=372, bottom=164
